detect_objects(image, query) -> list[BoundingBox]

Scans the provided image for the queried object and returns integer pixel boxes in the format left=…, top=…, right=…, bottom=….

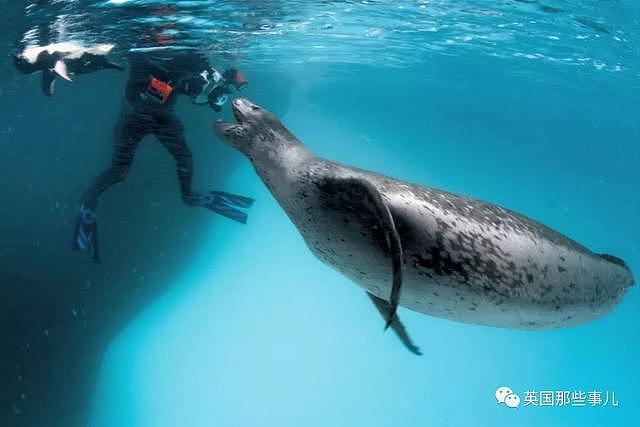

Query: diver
left=73, top=49, right=252, bottom=262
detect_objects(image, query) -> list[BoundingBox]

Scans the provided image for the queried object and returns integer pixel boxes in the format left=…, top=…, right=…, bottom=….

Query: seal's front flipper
left=367, top=293, right=422, bottom=355
left=318, top=177, right=404, bottom=327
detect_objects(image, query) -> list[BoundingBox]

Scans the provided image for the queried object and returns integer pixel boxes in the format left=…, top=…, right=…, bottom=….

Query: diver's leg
left=155, top=115, right=199, bottom=205
left=156, top=114, right=254, bottom=223
left=82, top=108, right=144, bottom=207
left=74, top=105, right=145, bottom=261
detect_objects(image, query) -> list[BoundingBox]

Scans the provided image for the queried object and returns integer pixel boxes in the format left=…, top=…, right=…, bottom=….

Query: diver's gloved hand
left=192, top=67, right=224, bottom=105
left=210, top=68, right=224, bottom=84
left=208, top=85, right=232, bottom=112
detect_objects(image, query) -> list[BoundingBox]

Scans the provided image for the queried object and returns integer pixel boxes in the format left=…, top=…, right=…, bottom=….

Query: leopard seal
left=214, top=98, right=634, bottom=354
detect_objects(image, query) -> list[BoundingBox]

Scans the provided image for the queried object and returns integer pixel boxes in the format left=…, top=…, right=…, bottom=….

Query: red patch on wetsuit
left=148, top=76, right=174, bottom=103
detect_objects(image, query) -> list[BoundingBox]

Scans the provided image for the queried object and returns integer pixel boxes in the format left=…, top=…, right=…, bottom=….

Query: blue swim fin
left=200, top=191, right=255, bottom=224
left=72, top=203, right=100, bottom=263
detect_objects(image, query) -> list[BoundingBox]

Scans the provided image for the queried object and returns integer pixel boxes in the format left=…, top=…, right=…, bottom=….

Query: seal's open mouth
left=213, top=98, right=256, bottom=142
left=232, top=100, right=244, bottom=123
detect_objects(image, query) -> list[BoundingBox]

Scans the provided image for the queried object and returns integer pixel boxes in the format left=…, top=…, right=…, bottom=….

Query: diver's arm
left=207, top=85, right=232, bottom=112
left=206, top=69, right=248, bottom=111
left=171, top=52, right=213, bottom=95
left=174, top=53, right=247, bottom=111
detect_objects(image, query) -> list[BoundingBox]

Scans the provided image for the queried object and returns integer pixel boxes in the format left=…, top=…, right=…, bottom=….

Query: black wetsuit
left=82, top=50, right=225, bottom=208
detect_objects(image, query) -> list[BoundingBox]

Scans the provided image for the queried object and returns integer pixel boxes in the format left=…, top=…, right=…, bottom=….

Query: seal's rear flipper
left=367, top=293, right=422, bottom=355
left=318, top=177, right=404, bottom=327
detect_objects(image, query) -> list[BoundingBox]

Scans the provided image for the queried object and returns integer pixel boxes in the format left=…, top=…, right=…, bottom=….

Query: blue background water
left=94, top=63, right=640, bottom=426
left=1, top=1, right=639, bottom=426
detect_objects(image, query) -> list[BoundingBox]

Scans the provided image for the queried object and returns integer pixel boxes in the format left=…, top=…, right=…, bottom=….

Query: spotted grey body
left=215, top=98, right=634, bottom=344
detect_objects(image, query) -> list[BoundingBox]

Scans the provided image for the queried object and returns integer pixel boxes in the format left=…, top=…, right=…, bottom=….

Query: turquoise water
left=1, top=1, right=638, bottom=427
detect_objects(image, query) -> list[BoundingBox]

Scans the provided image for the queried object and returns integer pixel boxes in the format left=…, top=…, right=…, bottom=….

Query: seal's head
left=213, top=98, right=299, bottom=159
